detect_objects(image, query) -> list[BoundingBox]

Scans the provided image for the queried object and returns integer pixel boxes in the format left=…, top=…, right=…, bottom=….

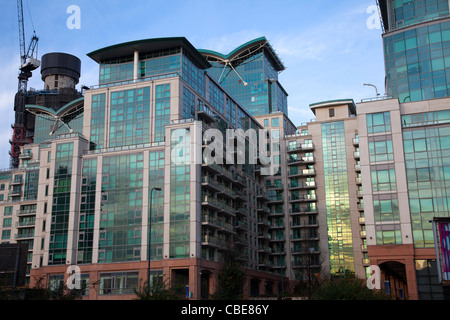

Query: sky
left=0, top=0, right=385, bottom=169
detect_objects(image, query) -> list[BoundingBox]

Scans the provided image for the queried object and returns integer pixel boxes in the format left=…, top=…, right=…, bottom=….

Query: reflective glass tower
left=379, top=0, right=450, bottom=102
left=198, top=37, right=288, bottom=117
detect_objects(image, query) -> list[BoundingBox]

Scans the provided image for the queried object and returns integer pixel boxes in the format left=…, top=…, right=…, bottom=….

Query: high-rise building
left=378, top=0, right=450, bottom=102
left=2, top=21, right=450, bottom=299
left=358, top=94, right=450, bottom=300
left=0, top=37, right=289, bottom=299
left=349, top=0, right=450, bottom=300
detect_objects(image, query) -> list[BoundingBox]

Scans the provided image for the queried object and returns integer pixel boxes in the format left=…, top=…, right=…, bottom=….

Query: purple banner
left=438, top=222, right=450, bottom=281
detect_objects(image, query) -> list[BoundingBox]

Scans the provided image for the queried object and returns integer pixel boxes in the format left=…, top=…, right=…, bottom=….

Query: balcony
left=267, top=196, right=283, bottom=204
left=232, top=173, right=247, bottom=187
left=266, top=184, right=283, bottom=191
left=291, top=233, right=319, bottom=241
left=235, top=207, right=247, bottom=216
left=201, top=176, right=221, bottom=192
left=256, top=190, right=269, bottom=201
left=19, top=150, right=33, bottom=159
left=236, top=220, right=248, bottom=230
left=288, top=168, right=316, bottom=178
left=288, top=181, right=316, bottom=190
left=287, top=143, right=315, bottom=153
left=11, top=177, right=23, bottom=185
left=289, top=194, right=317, bottom=202
left=201, top=195, right=222, bottom=211
left=290, top=220, right=318, bottom=228
left=202, top=235, right=227, bottom=248
left=219, top=186, right=236, bottom=199
left=9, top=189, right=22, bottom=197
left=16, top=219, right=36, bottom=227
left=289, top=207, right=318, bottom=215
left=15, top=231, right=35, bottom=239
left=257, top=205, right=270, bottom=214
left=16, top=208, right=36, bottom=216
left=287, top=156, right=315, bottom=166
left=202, top=215, right=222, bottom=229
left=197, top=104, right=216, bottom=123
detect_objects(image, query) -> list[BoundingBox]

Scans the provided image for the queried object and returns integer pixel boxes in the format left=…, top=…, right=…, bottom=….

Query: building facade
left=379, top=0, right=450, bottom=102
left=0, top=38, right=286, bottom=299
left=2, top=25, right=450, bottom=300
left=358, top=96, right=450, bottom=300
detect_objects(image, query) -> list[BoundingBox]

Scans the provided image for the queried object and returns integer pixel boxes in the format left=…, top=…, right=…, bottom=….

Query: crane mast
left=10, top=0, right=39, bottom=168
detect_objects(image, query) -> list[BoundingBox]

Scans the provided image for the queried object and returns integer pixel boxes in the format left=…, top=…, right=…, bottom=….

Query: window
left=367, top=112, right=391, bottom=134
left=271, top=118, right=280, bottom=127
left=3, top=218, right=12, bottom=228
left=371, top=168, right=397, bottom=191
left=49, top=274, right=65, bottom=292
left=1, top=230, right=10, bottom=240
left=99, top=271, right=139, bottom=295
left=373, top=198, right=399, bottom=222
left=369, top=139, right=394, bottom=162
left=329, top=108, right=335, bottom=117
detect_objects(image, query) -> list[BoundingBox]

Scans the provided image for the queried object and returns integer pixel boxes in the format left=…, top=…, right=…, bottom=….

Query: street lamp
left=148, top=186, right=161, bottom=297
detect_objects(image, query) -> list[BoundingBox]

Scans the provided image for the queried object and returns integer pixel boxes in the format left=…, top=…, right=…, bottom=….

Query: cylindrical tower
left=40, top=52, right=81, bottom=90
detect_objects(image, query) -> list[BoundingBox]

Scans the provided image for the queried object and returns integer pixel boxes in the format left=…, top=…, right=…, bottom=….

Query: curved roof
left=87, top=37, right=211, bottom=69
left=198, top=37, right=285, bottom=72
left=26, top=97, right=84, bottom=118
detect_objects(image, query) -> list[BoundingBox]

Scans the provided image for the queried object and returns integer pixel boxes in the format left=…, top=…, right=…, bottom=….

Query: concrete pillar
left=133, top=50, right=139, bottom=82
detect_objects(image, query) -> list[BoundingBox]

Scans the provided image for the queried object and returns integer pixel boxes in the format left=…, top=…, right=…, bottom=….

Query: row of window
left=49, top=270, right=163, bottom=296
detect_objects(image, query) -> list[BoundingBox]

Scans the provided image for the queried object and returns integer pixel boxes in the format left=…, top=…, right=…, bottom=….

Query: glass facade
left=140, top=48, right=181, bottom=78
left=109, top=87, right=151, bottom=148
left=321, top=121, right=354, bottom=275
left=98, top=153, right=143, bottom=263
left=149, top=151, right=164, bottom=261
left=170, top=128, right=191, bottom=259
left=384, top=1, right=450, bottom=102
left=388, top=0, right=449, bottom=31
left=90, top=93, right=106, bottom=150
left=205, top=50, right=287, bottom=117
left=33, top=109, right=84, bottom=145
left=100, top=57, right=134, bottom=84
left=402, top=110, right=450, bottom=247
left=49, top=142, right=73, bottom=265
left=77, top=158, right=97, bottom=264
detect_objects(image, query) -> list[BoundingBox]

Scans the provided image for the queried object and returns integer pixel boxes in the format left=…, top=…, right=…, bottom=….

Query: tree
left=313, top=273, right=391, bottom=300
left=211, top=249, right=245, bottom=300
left=134, top=278, right=183, bottom=300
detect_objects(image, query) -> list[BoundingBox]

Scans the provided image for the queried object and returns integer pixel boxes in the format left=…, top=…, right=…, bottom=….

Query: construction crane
left=10, top=0, right=39, bottom=168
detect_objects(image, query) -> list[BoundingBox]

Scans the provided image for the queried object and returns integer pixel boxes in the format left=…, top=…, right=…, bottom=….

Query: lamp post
left=148, top=186, right=161, bottom=298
